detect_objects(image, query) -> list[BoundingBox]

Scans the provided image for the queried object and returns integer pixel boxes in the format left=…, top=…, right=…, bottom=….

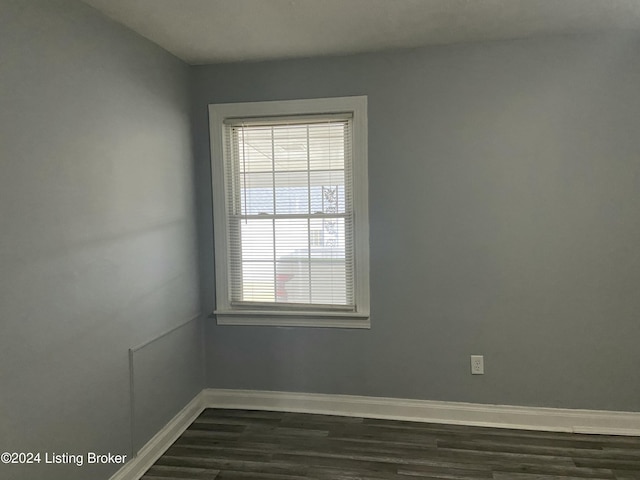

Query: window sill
left=212, top=310, right=370, bottom=329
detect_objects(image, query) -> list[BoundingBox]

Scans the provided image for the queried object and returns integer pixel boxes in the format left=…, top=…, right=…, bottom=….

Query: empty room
left=1, top=1, right=639, bottom=479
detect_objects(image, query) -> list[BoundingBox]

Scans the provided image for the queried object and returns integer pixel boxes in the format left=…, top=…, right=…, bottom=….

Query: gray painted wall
left=193, top=34, right=640, bottom=412
left=130, top=318, right=203, bottom=453
left=3, top=6, right=640, bottom=479
left=0, top=1, right=201, bottom=479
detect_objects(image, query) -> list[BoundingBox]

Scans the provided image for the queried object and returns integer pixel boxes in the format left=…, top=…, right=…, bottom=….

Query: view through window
left=225, top=116, right=354, bottom=308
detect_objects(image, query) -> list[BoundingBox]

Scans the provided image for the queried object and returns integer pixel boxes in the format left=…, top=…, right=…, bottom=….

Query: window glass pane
left=274, top=219, right=310, bottom=304
left=311, top=259, right=347, bottom=305
left=276, top=258, right=311, bottom=304
left=241, top=261, right=275, bottom=302
left=308, top=123, right=345, bottom=171
left=309, top=217, right=345, bottom=251
left=241, top=173, right=274, bottom=215
left=309, top=122, right=346, bottom=214
left=275, top=173, right=309, bottom=214
left=239, top=219, right=274, bottom=301
left=273, top=124, right=308, bottom=172
left=237, top=126, right=273, bottom=173
left=309, top=182, right=345, bottom=214
left=274, top=218, right=308, bottom=258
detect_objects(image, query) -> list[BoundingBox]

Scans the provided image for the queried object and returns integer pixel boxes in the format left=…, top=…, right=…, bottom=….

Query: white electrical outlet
left=471, top=355, right=484, bottom=375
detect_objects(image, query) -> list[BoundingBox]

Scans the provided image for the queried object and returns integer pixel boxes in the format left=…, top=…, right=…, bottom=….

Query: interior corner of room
left=2, top=1, right=640, bottom=480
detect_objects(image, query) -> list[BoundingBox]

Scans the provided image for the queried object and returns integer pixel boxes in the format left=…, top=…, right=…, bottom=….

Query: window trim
left=209, top=96, right=369, bottom=329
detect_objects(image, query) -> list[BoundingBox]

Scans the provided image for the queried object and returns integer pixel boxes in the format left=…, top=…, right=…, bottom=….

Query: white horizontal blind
left=224, top=114, right=354, bottom=310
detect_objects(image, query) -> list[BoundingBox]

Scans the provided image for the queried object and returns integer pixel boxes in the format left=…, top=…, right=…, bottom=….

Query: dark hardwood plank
left=141, top=408, right=640, bottom=480
left=142, top=464, right=220, bottom=479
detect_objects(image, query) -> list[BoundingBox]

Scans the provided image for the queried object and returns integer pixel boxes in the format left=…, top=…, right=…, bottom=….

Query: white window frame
left=209, top=96, right=369, bottom=328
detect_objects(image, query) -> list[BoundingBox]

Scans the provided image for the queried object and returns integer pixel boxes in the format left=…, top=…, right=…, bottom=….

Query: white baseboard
left=108, top=388, right=640, bottom=480
left=202, top=388, right=640, bottom=437
left=108, top=391, right=205, bottom=480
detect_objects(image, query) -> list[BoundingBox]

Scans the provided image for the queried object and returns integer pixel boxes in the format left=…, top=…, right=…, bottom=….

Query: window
left=209, top=97, right=369, bottom=328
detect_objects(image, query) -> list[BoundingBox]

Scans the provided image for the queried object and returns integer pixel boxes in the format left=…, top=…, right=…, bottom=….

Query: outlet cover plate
left=471, top=355, right=484, bottom=375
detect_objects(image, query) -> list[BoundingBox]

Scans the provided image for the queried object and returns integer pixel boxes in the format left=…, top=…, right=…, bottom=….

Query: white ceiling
left=81, top=0, right=640, bottom=65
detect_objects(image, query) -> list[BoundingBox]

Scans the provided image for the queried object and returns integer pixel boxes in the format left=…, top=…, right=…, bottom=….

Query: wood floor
left=142, top=408, right=640, bottom=480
